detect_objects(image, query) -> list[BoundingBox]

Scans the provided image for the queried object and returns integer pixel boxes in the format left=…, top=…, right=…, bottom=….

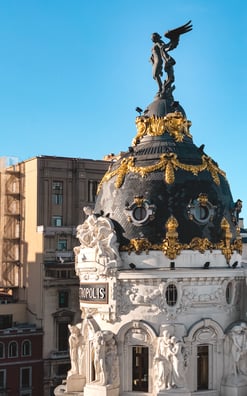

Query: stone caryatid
left=229, top=323, right=247, bottom=377
left=154, top=329, right=187, bottom=391
left=68, top=324, right=85, bottom=377
left=150, top=21, right=192, bottom=99
left=93, top=331, right=107, bottom=385
left=92, top=330, right=120, bottom=386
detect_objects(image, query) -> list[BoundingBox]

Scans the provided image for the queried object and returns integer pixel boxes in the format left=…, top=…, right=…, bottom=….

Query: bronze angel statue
left=150, top=21, right=192, bottom=98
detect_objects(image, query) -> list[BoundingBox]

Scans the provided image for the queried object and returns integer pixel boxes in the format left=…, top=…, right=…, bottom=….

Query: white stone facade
left=55, top=212, right=247, bottom=396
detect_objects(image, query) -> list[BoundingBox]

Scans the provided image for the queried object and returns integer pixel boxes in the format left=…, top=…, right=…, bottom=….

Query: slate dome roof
left=94, top=21, right=242, bottom=261
left=95, top=97, right=239, bottom=253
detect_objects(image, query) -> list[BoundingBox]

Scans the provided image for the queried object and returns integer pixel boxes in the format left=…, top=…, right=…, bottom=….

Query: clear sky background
left=0, top=1, right=246, bottom=220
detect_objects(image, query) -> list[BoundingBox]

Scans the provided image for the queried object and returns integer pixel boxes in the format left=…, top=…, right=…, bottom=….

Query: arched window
left=22, top=340, right=31, bottom=356
left=0, top=342, right=4, bottom=358
left=165, top=283, right=178, bottom=306
left=8, top=341, right=18, bottom=358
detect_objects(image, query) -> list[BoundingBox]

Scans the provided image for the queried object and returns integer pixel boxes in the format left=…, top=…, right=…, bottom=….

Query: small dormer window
left=187, top=193, right=216, bottom=224
left=125, top=196, right=156, bottom=226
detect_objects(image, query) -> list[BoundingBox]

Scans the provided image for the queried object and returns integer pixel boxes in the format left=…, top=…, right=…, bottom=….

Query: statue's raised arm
left=150, top=20, right=192, bottom=98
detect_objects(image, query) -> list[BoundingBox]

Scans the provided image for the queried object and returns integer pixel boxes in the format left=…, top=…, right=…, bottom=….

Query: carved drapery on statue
left=223, top=322, right=247, bottom=385
left=154, top=328, right=188, bottom=391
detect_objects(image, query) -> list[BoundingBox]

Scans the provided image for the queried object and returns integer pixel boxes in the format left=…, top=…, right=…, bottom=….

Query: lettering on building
left=79, top=283, right=108, bottom=304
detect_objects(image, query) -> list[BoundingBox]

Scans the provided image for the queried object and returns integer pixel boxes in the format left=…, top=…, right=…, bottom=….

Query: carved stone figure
left=76, top=206, right=97, bottom=247
left=93, top=217, right=121, bottom=266
left=76, top=207, right=120, bottom=274
left=155, top=330, right=187, bottom=390
left=93, top=331, right=107, bottom=385
left=169, top=336, right=187, bottom=388
left=68, top=324, right=85, bottom=377
left=229, top=323, right=247, bottom=376
left=91, top=330, right=120, bottom=387
left=150, top=21, right=192, bottom=98
left=105, top=334, right=120, bottom=386
left=155, top=330, right=172, bottom=390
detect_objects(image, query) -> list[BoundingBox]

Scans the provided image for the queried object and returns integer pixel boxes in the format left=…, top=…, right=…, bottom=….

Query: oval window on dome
left=124, top=197, right=156, bottom=226
left=226, top=282, right=233, bottom=304
left=187, top=194, right=216, bottom=224
left=165, top=284, right=177, bottom=306
left=194, top=205, right=209, bottom=221
left=133, top=206, right=147, bottom=221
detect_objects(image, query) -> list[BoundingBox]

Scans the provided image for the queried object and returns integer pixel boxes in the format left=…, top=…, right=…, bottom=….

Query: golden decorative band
left=120, top=216, right=242, bottom=263
left=97, top=152, right=226, bottom=192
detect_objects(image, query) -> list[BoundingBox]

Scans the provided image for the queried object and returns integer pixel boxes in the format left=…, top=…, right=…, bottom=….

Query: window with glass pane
left=197, top=345, right=209, bottom=390
left=8, top=341, right=18, bottom=357
left=52, top=182, right=63, bottom=205
left=52, top=216, right=63, bottom=227
left=20, top=367, right=31, bottom=388
left=52, top=181, right=63, bottom=192
left=88, top=180, right=99, bottom=202
left=59, top=291, right=69, bottom=308
left=0, top=369, right=6, bottom=389
left=0, top=343, right=4, bottom=358
left=22, top=340, right=31, bottom=356
left=132, top=346, right=148, bottom=392
left=58, top=239, right=67, bottom=251
left=58, top=322, right=69, bottom=351
left=165, top=284, right=178, bottom=306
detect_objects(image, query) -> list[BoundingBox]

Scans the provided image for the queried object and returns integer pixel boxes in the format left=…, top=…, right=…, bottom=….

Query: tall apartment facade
left=0, top=155, right=109, bottom=395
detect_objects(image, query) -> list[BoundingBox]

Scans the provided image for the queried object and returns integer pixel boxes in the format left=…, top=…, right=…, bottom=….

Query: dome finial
left=150, top=20, right=192, bottom=100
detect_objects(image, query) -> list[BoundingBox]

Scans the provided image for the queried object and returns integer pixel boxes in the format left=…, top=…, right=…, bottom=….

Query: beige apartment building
left=0, top=155, right=109, bottom=395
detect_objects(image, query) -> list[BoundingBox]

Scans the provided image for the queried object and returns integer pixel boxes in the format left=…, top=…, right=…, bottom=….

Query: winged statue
left=150, top=21, right=192, bottom=98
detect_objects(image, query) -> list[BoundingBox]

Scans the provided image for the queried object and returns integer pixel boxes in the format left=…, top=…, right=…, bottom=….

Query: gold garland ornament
left=121, top=216, right=242, bottom=262
left=97, top=153, right=226, bottom=193
left=132, top=112, right=192, bottom=145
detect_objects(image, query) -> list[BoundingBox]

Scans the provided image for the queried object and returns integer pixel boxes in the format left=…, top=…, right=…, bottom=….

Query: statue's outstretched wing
left=164, top=20, right=192, bottom=51
left=164, top=20, right=192, bottom=41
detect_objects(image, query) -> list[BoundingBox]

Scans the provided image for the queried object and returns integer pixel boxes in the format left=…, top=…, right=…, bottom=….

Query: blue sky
left=0, top=1, right=246, bottom=220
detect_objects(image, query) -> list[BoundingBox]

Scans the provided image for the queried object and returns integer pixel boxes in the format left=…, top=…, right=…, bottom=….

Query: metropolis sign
left=79, top=283, right=108, bottom=304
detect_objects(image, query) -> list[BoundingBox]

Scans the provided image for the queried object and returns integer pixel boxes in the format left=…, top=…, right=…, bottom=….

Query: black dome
left=95, top=102, right=238, bottom=250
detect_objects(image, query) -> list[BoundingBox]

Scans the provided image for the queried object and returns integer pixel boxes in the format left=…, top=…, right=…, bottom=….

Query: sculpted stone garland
left=97, top=152, right=226, bottom=193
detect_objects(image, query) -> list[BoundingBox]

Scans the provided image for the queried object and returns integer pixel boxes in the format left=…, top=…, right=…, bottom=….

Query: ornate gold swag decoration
left=97, top=152, right=226, bottom=192
left=121, top=216, right=242, bottom=262
left=132, top=112, right=192, bottom=145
